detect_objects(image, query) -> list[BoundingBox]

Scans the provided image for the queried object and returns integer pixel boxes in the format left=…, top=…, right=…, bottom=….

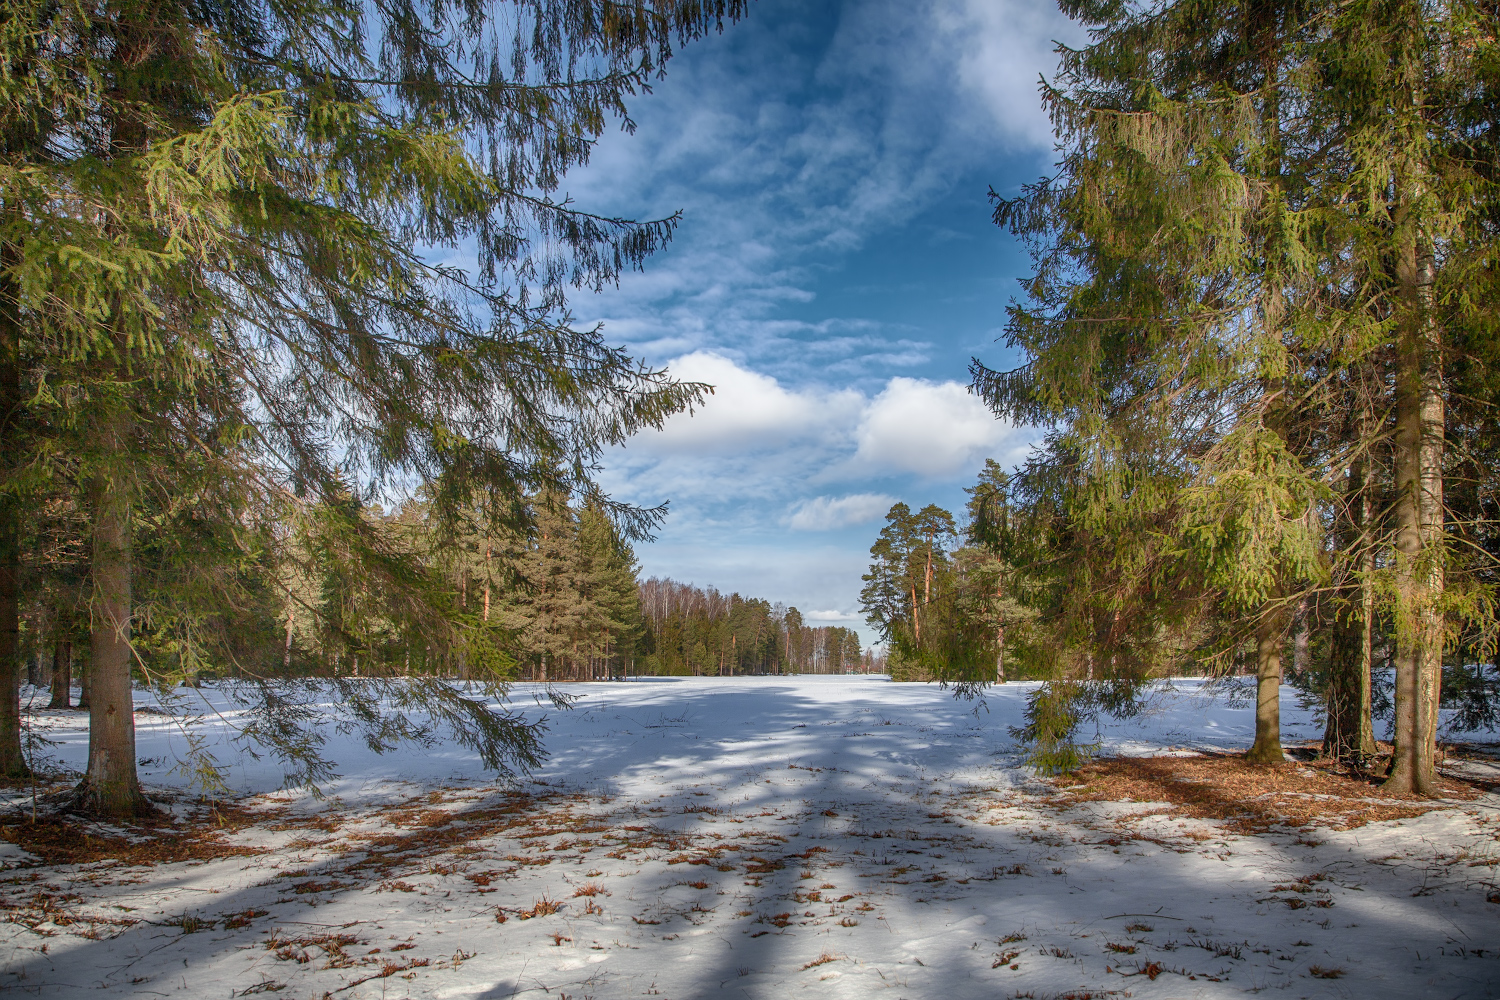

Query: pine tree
left=783, top=606, right=804, bottom=673
left=577, top=504, right=642, bottom=679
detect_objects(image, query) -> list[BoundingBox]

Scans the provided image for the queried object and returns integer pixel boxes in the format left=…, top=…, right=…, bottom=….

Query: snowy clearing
left=3, top=676, right=1499, bottom=999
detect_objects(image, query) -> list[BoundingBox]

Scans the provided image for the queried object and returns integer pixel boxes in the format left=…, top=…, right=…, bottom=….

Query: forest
left=24, top=473, right=867, bottom=691
left=857, top=1, right=1500, bottom=801
left=4, top=3, right=1500, bottom=998
left=1, top=0, right=1497, bottom=817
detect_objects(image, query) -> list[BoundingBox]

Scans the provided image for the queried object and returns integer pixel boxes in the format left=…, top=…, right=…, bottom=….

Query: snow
left=4, top=676, right=1499, bottom=999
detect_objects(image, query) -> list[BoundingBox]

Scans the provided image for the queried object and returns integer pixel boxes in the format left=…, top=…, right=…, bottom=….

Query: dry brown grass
left=1049, top=748, right=1484, bottom=835
left=571, top=881, right=610, bottom=897
left=517, top=894, right=562, bottom=919
left=800, top=950, right=840, bottom=970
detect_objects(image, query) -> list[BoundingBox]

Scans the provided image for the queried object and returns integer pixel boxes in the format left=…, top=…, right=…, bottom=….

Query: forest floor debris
left=2, top=676, right=1497, bottom=999
left=1047, top=746, right=1487, bottom=835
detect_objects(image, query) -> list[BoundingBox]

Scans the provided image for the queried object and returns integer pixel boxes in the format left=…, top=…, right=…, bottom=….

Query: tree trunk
left=48, top=633, right=72, bottom=710
left=910, top=581, right=920, bottom=645
left=0, top=251, right=25, bottom=778
left=1386, top=203, right=1444, bottom=797
left=1291, top=604, right=1309, bottom=682
left=1246, top=612, right=1286, bottom=764
left=283, top=604, right=294, bottom=670
left=995, top=576, right=1006, bottom=683
left=1324, top=593, right=1376, bottom=764
left=75, top=451, right=147, bottom=816
left=1323, top=449, right=1376, bottom=762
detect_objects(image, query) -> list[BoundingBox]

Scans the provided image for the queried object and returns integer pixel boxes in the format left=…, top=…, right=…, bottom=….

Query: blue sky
left=567, top=0, right=1084, bottom=635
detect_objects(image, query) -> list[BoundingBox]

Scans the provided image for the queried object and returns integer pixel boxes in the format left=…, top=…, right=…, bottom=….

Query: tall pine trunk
left=1246, top=611, right=1286, bottom=764
left=74, top=404, right=146, bottom=815
left=0, top=252, right=25, bottom=778
left=48, top=631, right=72, bottom=710
left=1323, top=441, right=1376, bottom=762
left=1387, top=227, right=1444, bottom=796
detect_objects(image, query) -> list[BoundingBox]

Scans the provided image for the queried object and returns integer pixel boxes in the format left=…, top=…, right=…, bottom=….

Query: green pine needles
left=968, top=0, right=1500, bottom=790
left=0, top=0, right=748, bottom=814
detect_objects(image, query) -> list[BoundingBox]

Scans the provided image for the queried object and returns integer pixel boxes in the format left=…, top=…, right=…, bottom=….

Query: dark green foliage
left=1442, top=662, right=1500, bottom=734
left=962, top=0, right=1500, bottom=782
left=1, top=0, right=752, bottom=803
left=637, top=578, right=864, bottom=676
left=860, top=494, right=1035, bottom=692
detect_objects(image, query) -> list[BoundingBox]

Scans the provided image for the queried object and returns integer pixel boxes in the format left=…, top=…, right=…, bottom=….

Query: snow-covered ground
left=3, top=676, right=1499, bottom=999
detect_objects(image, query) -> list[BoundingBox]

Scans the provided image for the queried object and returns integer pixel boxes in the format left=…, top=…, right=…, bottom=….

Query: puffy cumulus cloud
left=630, top=351, right=862, bottom=455
left=600, top=360, right=1041, bottom=630
left=786, top=493, right=897, bottom=532
left=609, top=357, right=1034, bottom=512
left=847, top=377, right=1028, bottom=479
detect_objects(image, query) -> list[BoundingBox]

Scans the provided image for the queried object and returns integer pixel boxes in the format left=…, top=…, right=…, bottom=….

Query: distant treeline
left=637, top=577, right=872, bottom=677
left=22, top=497, right=875, bottom=689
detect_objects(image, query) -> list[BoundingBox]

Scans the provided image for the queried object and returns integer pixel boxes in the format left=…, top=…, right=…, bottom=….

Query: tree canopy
left=1, top=0, right=749, bottom=814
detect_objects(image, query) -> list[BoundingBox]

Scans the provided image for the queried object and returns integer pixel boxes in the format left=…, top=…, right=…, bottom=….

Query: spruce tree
left=974, top=0, right=1500, bottom=790
left=3, top=0, right=746, bottom=813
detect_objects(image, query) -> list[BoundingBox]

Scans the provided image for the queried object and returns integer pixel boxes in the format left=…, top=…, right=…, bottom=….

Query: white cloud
left=936, top=1, right=1087, bottom=152
left=805, top=609, right=860, bottom=623
left=567, top=3, right=1065, bottom=617
left=629, top=351, right=862, bottom=455
left=609, top=357, right=1034, bottom=516
left=846, top=377, right=1029, bottom=479
left=787, top=493, right=897, bottom=531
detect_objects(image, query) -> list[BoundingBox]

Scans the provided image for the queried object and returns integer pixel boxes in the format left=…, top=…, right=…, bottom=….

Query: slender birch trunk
left=283, top=604, right=294, bottom=670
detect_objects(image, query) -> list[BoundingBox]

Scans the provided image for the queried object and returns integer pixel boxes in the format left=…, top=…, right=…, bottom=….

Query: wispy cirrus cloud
left=569, top=1, right=1079, bottom=621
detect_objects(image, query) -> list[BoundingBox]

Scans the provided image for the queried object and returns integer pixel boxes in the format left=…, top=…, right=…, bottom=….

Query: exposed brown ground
left=0, top=794, right=268, bottom=866
left=1048, top=746, right=1488, bottom=835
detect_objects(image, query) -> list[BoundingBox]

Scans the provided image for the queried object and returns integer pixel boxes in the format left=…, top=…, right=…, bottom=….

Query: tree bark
left=1386, top=205, right=1444, bottom=797
left=283, top=603, right=293, bottom=670
left=48, top=633, right=72, bottom=710
left=0, top=250, right=25, bottom=778
left=74, top=415, right=147, bottom=816
left=995, top=575, right=1006, bottom=683
left=1323, top=448, right=1377, bottom=762
left=910, top=581, right=920, bottom=646
left=1246, top=612, right=1286, bottom=764
left=1291, top=603, right=1309, bottom=681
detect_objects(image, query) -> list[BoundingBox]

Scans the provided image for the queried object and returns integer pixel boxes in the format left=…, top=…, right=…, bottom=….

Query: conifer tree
left=2, top=0, right=746, bottom=813
left=577, top=504, right=642, bottom=678
left=973, top=0, right=1500, bottom=789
